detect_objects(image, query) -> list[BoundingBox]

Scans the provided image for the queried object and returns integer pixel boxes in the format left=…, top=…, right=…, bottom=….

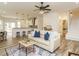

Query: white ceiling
left=0, top=2, right=79, bottom=19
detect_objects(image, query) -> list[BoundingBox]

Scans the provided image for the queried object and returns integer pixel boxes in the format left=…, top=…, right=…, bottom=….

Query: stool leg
left=33, top=45, right=35, bottom=52
left=19, top=43, right=20, bottom=50
left=26, top=47, right=27, bottom=56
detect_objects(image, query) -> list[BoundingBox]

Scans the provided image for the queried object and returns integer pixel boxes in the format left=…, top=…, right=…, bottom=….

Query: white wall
left=43, top=12, right=59, bottom=31
left=66, top=16, right=79, bottom=40
left=20, top=19, right=27, bottom=27
left=37, top=14, right=43, bottom=30
left=68, top=17, right=79, bottom=34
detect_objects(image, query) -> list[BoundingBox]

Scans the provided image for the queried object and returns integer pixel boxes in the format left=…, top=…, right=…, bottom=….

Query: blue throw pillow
left=37, top=31, right=40, bottom=37
left=44, top=32, right=50, bottom=40
left=34, top=31, right=40, bottom=37
left=34, top=31, right=37, bottom=37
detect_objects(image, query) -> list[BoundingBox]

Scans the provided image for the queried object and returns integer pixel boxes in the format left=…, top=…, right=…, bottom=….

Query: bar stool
left=16, top=32, right=20, bottom=38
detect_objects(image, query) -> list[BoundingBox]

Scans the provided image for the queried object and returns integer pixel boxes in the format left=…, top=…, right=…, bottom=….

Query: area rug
left=5, top=45, right=56, bottom=56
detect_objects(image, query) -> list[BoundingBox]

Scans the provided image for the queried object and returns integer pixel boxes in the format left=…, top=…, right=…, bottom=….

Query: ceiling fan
left=34, top=2, right=51, bottom=14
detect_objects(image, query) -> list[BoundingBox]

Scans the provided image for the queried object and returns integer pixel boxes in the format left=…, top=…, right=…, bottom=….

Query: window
left=17, top=21, right=21, bottom=28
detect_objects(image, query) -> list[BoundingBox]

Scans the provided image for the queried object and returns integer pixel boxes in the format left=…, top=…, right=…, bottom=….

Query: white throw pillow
left=49, top=31, right=58, bottom=40
left=31, top=31, right=35, bottom=37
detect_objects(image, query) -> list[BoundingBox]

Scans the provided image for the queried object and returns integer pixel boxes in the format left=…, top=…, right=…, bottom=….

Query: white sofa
left=29, top=30, right=60, bottom=52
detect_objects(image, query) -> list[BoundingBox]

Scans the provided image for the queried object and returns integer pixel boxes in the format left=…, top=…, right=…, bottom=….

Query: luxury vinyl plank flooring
left=55, top=39, right=79, bottom=56
left=0, top=37, right=79, bottom=56
left=0, top=38, right=22, bottom=49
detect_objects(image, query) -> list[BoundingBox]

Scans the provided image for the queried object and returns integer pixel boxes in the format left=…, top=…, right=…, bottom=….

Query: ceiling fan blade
left=34, top=2, right=52, bottom=13
left=45, top=9, right=51, bottom=11
left=35, top=5, right=40, bottom=8
left=44, top=5, right=50, bottom=8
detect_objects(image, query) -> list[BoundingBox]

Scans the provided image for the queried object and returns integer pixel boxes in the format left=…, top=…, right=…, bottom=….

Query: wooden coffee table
left=18, top=40, right=36, bottom=56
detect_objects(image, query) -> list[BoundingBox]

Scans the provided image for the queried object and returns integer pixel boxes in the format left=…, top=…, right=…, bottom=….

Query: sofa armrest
left=49, top=33, right=60, bottom=51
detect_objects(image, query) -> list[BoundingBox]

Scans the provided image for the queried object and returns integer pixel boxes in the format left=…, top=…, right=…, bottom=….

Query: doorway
left=4, top=22, right=16, bottom=38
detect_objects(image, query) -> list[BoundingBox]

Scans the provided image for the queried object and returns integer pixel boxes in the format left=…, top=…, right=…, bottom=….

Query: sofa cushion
left=44, top=32, right=50, bottom=40
left=29, top=36, right=49, bottom=46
